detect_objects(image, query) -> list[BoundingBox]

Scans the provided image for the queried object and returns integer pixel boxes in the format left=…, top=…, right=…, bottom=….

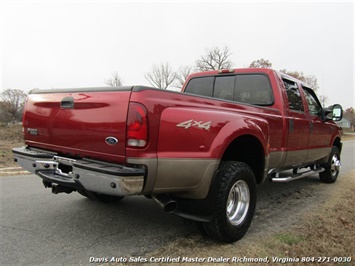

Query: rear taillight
left=127, top=103, right=148, bottom=147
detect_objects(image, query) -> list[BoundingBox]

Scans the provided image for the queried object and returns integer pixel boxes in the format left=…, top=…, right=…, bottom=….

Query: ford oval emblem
left=105, top=137, right=119, bottom=145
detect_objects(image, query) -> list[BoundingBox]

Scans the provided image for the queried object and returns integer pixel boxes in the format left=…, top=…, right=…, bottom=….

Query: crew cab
left=13, top=68, right=343, bottom=243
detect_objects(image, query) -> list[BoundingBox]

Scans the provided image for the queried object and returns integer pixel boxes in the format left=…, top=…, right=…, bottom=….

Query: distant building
left=336, top=118, right=351, bottom=128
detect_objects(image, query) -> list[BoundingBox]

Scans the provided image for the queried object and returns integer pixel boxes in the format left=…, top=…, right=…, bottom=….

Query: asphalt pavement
left=1, top=179, right=192, bottom=265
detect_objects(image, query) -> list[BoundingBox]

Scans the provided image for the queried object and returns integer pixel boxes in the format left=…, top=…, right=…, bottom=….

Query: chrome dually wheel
left=330, top=154, right=341, bottom=178
left=227, top=180, right=250, bottom=226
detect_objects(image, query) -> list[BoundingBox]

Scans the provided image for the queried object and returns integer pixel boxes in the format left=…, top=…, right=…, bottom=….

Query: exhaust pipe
left=152, top=194, right=178, bottom=213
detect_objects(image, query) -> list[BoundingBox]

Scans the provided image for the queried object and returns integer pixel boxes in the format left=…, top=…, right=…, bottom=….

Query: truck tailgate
left=23, top=87, right=132, bottom=163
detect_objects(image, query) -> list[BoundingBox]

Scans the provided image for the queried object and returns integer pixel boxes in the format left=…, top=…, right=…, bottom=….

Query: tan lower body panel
left=127, top=157, right=220, bottom=199
left=267, top=147, right=331, bottom=174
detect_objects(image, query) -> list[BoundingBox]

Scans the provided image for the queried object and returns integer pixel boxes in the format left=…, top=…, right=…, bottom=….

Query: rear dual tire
left=202, top=161, right=257, bottom=243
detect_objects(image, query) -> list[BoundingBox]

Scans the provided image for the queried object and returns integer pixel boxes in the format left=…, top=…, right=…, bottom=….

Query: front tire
left=203, top=161, right=257, bottom=243
left=319, top=146, right=341, bottom=183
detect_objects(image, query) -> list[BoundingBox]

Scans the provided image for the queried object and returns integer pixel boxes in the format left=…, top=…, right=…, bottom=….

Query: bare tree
left=249, top=58, right=272, bottom=68
left=280, top=69, right=329, bottom=105
left=144, top=62, right=177, bottom=89
left=105, top=72, right=124, bottom=87
left=175, top=65, right=193, bottom=87
left=195, top=46, right=233, bottom=71
left=319, top=95, right=329, bottom=106
left=0, top=89, right=27, bottom=123
left=344, top=107, right=355, bottom=131
left=280, top=69, right=319, bottom=91
left=303, top=75, right=319, bottom=91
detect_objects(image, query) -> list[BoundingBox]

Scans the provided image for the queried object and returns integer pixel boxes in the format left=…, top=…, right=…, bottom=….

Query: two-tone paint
left=19, top=69, right=342, bottom=201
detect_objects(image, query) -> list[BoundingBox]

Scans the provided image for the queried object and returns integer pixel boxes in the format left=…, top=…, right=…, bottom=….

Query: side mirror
left=324, top=104, right=343, bottom=121
left=332, top=104, right=343, bottom=121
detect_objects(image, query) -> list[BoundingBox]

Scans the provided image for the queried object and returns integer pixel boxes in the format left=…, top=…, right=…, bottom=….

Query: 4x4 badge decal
left=176, top=119, right=211, bottom=130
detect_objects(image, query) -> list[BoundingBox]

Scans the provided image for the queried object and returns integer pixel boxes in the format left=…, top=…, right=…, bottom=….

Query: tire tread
left=203, top=161, right=256, bottom=243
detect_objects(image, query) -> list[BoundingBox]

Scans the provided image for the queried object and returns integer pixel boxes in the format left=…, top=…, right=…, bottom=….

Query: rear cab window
left=184, top=74, right=274, bottom=106
left=183, top=77, right=214, bottom=97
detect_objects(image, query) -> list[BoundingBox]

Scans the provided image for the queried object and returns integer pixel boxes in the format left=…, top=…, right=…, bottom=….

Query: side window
left=303, top=87, right=322, bottom=116
left=184, top=77, right=214, bottom=97
left=235, top=74, right=273, bottom=105
left=283, top=78, right=304, bottom=112
left=213, top=76, right=235, bottom=101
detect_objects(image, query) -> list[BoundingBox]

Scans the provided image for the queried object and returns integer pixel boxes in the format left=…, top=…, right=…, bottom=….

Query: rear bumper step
left=13, top=146, right=145, bottom=196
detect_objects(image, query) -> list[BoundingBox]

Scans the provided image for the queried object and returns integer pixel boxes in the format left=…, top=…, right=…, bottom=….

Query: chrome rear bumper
left=12, top=146, right=145, bottom=196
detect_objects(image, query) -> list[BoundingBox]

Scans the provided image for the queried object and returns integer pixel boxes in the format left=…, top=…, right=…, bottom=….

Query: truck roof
left=186, top=68, right=275, bottom=78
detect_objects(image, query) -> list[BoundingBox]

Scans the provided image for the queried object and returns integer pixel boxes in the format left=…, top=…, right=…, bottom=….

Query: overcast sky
left=1, top=1, right=354, bottom=108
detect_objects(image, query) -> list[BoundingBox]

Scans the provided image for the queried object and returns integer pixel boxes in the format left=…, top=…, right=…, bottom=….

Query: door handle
left=60, top=96, right=74, bottom=109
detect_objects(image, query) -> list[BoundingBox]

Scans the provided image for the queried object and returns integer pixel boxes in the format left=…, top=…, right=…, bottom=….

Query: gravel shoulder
left=0, top=141, right=27, bottom=176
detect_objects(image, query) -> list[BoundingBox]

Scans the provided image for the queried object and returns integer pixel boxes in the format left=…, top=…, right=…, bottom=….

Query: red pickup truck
left=13, top=68, right=343, bottom=243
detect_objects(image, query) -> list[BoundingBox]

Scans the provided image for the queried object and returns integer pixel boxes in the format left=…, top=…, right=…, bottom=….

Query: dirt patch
left=341, top=132, right=355, bottom=141
left=0, top=125, right=25, bottom=173
left=0, top=124, right=24, bottom=142
left=0, top=141, right=24, bottom=168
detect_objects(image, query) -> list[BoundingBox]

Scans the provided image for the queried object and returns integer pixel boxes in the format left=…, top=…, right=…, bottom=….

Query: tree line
left=105, top=46, right=234, bottom=89
left=105, top=47, right=328, bottom=106
left=106, top=47, right=320, bottom=92
left=1, top=46, right=352, bottom=125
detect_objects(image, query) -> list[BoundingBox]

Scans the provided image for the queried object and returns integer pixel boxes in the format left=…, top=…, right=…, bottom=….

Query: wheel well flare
left=221, top=135, right=264, bottom=184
